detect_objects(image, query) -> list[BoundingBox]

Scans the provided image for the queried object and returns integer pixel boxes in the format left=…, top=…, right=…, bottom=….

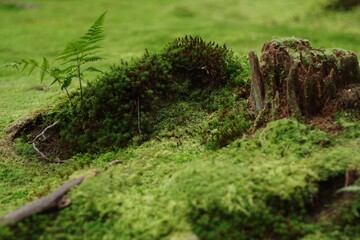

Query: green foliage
left=8, top=12, right=107, bottom=105
left=56, top=11, right=106, bottom=101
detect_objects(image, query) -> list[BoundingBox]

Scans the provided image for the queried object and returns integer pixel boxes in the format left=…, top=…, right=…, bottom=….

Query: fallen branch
left=0, top=177, right=84, bottom=224
left=32, top=121, right=58, bottom=161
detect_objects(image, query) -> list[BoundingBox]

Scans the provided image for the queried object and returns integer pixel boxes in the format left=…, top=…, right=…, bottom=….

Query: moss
left=3, top=118, right=360, bottom=239
left=13, top=138, right=35, bottom=158
left=258, top=119, right=331, bottom=157
left=271, top=37, right=311, bottom=49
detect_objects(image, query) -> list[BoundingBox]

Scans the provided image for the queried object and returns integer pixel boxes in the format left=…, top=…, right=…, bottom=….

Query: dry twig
left=0, top=177, right=84, bottom=224
left=32, top=121, right=58, bottom=160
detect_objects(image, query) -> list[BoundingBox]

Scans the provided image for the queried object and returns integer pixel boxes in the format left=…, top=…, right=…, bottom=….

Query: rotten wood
left=249, top=51, right=265, bottom=112
left=249, top=38, right=360, bottom=120
left=0, top=177, right=84, bottom=224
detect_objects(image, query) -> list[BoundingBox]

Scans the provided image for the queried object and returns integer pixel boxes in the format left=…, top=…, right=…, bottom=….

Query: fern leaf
left=27, top=59, right=39, bottom=76
left=40, top=57, right=50, bottom=82
left=80, top=11, right=107, bottom=44
left=83, top=66, right=104, bottom=74
left=83, top=56, right=104, bottom=63
left=50, top=67, right=63, bottom=80
left=20, top=60, right=29, bottom=72
left=62, top=64, right=78, bottom=73
left=61, top=77, right=72, bottom=90
left=57, top=43, right=83, bottom=61
left=57, top=11, right=106, bottom=71
left=82, top=46, right=103, bottom=55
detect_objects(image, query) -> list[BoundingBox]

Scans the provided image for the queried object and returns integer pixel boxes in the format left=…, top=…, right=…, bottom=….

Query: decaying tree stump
left=249, top=38, right=360, bottom=119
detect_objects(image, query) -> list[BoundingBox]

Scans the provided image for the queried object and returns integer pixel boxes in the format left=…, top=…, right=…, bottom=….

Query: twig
left=32, top=121, right=59, bottom=161
left=0, top=177, right=84, bottom=224
left=32, top=142, right=48, bottom=160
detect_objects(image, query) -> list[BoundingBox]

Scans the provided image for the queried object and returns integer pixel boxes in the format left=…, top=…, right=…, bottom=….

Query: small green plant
left=9, top=11, right=107, bottom=106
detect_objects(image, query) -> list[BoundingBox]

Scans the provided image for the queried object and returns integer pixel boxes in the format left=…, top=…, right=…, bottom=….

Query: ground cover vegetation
left=0, top=0, right=360, bottom=239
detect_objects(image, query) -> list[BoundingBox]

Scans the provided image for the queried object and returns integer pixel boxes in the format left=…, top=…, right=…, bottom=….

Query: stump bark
left=249, top=38, right=360, bottom=119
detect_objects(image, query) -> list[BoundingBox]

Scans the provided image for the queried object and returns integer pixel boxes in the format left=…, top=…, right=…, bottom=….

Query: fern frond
left=10, top=11, right=107, bottom=107
left=27, top=59, right=39, bottom=76
left=80, top=11, right=106, bottom=44
left=82, top=46, right=103, bottom=55
left=2, top=62, right=18, bottom=69
left=19, top=60, right=29, bottom=72
left=57, top=11, right=106, bottom=71
left=40, top=57, right=50, bottom=82
left=83, top=56, right=104, bottom=63
left=57, top=42, right=84, bottom=61
left=61, top=77, right=73, bottom=90
left=82, top=66, right=104, bottom=74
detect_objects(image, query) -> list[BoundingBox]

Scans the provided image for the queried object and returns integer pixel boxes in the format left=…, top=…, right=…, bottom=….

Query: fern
left=8, top=11, right=107, bottom=106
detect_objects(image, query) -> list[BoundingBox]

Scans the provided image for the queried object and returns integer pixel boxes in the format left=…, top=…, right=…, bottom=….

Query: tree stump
left=249, top=38, right=360, bottom=120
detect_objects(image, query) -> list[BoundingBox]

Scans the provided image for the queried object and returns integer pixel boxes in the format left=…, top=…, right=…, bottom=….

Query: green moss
left=272, top=37, right=311, bottom=49
left=13, top=138, right=35, bottom=158
left=257, top=119, right=331, bottom=157
left=3, top=118, right=360, bottom=239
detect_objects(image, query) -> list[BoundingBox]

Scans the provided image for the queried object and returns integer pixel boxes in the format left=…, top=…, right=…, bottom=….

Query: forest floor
left=0, top=0, right=360, bottom=239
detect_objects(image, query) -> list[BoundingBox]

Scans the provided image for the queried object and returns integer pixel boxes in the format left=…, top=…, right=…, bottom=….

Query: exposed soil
left=29, top=124, right=73, bottom=162
left=6, top=113, right=72, bottom=162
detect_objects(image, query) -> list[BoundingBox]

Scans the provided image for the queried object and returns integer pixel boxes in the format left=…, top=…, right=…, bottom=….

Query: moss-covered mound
left=14, top=36, right=250, bottom=160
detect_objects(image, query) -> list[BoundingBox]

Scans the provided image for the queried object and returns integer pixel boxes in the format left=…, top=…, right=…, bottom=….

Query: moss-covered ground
left=1, top=0, right=360, bottom=239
